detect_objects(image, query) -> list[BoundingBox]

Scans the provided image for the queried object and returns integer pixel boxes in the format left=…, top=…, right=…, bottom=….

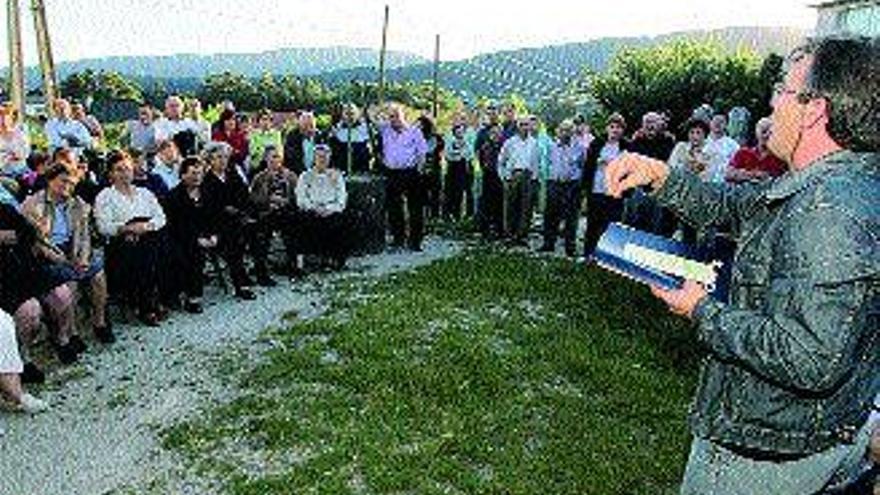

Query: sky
left=1, top=0, right=818, bottom=65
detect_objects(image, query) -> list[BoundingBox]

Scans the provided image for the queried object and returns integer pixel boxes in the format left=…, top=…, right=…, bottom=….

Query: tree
left=584, top=40, right=776, bottom=134
left=60, top=69, right=143, bottom=104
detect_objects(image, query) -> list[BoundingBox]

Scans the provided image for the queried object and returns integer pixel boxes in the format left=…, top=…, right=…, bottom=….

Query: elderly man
left=330, top=104, right=373, bottom=174
left=498, top=116, right=540, bottom=246
left=372, top=103, right=428, bottom=251
left=726, top=117, right=788, bottom=183
left=154, top=96, right=200, bottom=144
left=44, top=98, right=93, bottom=154
left=539, top=119, right=586, bottom=256
left=605, top=37, right=879, bottom=494
left=627, top=111, right=677, bottom=235
left=284, top=111, right=325, bottom=174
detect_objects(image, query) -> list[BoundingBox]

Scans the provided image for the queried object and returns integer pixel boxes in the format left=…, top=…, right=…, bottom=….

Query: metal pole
left=7, top=0, right=26, bottom=122
left=377, top=4, right=389, bottom=106
left=32, top=0, right=58, bottom=115
left=432, top=34, right=440, bottom=118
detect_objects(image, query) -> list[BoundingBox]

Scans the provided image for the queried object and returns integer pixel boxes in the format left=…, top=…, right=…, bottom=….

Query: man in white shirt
left=154, top=96, right=199, bottom=144
left=44, top=98, right=93, bottom=154
left=705, top=114, right=740, bottom=183
left=498, top=116, right=540, bottom=245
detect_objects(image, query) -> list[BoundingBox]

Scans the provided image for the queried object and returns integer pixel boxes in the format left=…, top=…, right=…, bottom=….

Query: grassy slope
left=161, top=250, right=700, bottom=495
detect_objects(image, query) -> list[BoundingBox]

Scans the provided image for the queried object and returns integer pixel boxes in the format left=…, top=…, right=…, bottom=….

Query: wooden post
left=32, top=0, right=59, bottom=116
left=432, top=34, right=440, bottom=118
left=7, top=0, right=26, bottom=122
left=377, top=4, right=389, bottom=106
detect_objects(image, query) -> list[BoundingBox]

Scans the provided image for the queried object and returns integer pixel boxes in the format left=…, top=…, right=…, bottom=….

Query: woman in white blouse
left=294, top=144, right=350, bottom=270
left=94, top=150, right=168, bottom=326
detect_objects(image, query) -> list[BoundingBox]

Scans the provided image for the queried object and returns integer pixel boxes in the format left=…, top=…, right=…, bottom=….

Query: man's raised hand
left=605, top=152, right=670, bottom=199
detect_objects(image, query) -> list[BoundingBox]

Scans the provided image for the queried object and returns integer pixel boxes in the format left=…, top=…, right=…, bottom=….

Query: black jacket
left=283, top=130, right=328, bottom=174
left=581, top=138, right=631, bottom=195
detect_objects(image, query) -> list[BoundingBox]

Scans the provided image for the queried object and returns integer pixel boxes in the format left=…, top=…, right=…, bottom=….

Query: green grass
left=161, top=250, right=699, bottom=494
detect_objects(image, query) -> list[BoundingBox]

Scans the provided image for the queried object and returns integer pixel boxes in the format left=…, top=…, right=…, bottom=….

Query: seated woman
left=250, top=146, right=297, bottom=283
left=164, top=156, right=217, bottom=314
left=94, top=150, right=167, bottom=326
left=21, top=164, right=113, bottom=344
left=0, top=104, right=30, bottom=199
left=0, top=308, right=48, bottom=418
left=294, top=144, right=350, bottom=270
left=0, top=203, right=78, bottom=368
left=201, top=141, right=256, bottom=300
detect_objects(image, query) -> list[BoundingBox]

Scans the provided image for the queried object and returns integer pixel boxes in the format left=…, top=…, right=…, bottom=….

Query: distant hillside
left=315, top=26, right=807, bottom=102
left=15, top=26, right=806, bottom=104
left=23, top=46, right=426, bottom=82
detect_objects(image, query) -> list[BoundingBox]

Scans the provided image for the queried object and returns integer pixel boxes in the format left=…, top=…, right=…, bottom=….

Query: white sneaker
left=17, top=393, right=49, bottom=414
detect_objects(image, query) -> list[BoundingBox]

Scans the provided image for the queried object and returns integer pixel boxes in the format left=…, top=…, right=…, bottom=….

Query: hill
left=314, top=27, right=807, bottom=102
left=23, top=46, right=426, bottom=82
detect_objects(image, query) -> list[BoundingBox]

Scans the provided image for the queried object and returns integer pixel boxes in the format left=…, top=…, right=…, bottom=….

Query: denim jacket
left=654, top=150, right=879, bottom=455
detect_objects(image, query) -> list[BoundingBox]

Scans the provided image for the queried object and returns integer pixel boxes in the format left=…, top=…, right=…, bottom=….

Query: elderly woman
left=201, top=141, right=256, bottom=300
left=0, top=309, right=48, bottom=419
left=94, top=150, right=167, bottom=326
left=1, top=202, right=78, bottom=368
left=164, top=156, right=218, bottom=313
left=250, top=145, right=297, bottom=283
left=21, top=164, right=113, bottom=344
left=294, top=144, right=349, bottom=269
left=0, top=104, right=30, bottom=205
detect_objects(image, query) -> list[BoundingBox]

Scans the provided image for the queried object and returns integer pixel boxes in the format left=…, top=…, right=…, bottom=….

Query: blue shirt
left=50, top=203, right=71, bottom=247
left=548, top=139, right=586, bottom=182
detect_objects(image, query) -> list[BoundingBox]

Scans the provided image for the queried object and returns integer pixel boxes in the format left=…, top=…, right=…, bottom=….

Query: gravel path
left=0, top=238, right=461, bottom=495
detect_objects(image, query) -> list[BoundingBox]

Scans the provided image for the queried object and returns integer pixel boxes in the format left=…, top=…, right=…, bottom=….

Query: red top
left=212, top=129, right=250, bottom=166
left=728, top=146, right=787, bottom=178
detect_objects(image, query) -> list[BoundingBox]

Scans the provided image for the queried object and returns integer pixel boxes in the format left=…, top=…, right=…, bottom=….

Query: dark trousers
left=386, top=168, right=425, bottom=248
left=542, top=180, right=581, bottom=254
left=105, top=231, right=163, bottom=313
left=172, top=242, right=205, bottom=300
left=584, top=193, right=624, bottom=257
left=479, top=169, right=504, bottom=237
left=504, top=171, right=534, bottom=241
left=465, top=168, right=475, bottom=217
left=294, top=210, right=351, bottom=260
left=218, top=216, right=254, bottom=289
left=444, top=160, right=469, bottom=221
left=252, top=209, right=296, bottom=275
left=423, top=164, right=442, bottom=220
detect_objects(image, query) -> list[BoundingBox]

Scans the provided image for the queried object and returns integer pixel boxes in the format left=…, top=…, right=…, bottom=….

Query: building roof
left=813, top=0, right=878, bottom=9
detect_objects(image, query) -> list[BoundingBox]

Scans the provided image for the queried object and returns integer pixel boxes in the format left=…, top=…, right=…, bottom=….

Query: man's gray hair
left=203, top=140, right=232, bottom=158
left=793, top=36, right=880, bottom=152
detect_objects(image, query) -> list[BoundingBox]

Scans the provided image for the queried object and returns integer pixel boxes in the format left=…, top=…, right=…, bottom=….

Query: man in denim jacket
left=605, top=37, right=879, bottom=494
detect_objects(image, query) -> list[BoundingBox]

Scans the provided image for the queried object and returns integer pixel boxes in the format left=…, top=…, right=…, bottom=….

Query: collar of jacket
left=762, top=150, right=864, bottom=203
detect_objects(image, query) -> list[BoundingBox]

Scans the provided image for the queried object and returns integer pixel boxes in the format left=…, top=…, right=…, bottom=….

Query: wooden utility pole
left=6, top=0, right=26, bottom=121
left=377, top=4, right=389, bottom=106
left=32, top=0, right=59, bottom=115
left=432, top=34, right=440, bottom=118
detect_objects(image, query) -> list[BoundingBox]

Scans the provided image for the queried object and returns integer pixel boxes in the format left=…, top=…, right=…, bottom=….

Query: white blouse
left=295, top=170, right=347, bottom=214
left=94, top=185, right=167, bottom=237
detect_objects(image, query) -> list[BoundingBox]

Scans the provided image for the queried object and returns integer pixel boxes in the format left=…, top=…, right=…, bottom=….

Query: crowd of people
left=0, top=89, right=783, bottom=414
left=0, top=42, right=877, bottom=491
